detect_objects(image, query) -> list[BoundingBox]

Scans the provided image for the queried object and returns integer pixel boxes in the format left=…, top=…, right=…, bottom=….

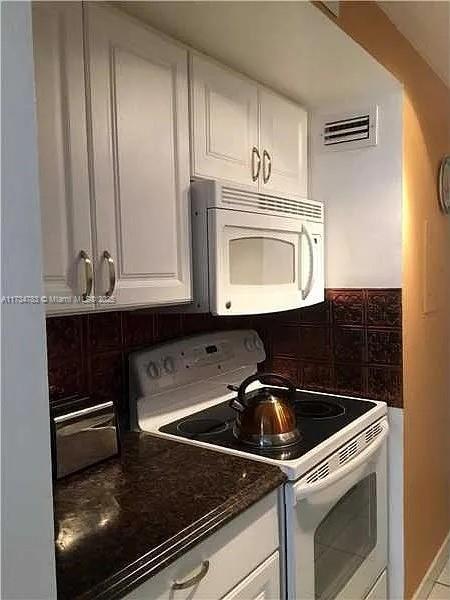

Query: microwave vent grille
left=222, top=186, right=323, bottom=221
left=320, top=106, right=378, bottom=152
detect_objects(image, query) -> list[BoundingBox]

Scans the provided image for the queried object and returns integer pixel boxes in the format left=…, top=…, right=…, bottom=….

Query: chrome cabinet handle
left=251, top=146, right=261, bottom=182
left=172, top=560, right=210, bottom=590
left=79, top=250, right=93, bottom=301
left=301, top=225, right=314, bottom=300
left=103, top=250, right=116, bottom=297
left=263, top=149, right=272, bottom=183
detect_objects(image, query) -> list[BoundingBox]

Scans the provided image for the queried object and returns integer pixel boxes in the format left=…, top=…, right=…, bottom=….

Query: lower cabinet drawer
left=222, top=552, right=280, bottom=600
left=124, top=491, right=280, bottom=599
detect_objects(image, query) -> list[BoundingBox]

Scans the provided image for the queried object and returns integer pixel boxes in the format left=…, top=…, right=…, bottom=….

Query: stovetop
left=159, top=390, right=377, bottom=461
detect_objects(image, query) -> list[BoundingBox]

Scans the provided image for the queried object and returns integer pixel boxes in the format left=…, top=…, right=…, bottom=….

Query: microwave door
left=208, top=209, right=304, bottom=315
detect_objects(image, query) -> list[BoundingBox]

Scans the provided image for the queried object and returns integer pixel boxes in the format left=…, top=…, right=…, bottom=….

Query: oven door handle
left=294, top=423, right=388, bottom=502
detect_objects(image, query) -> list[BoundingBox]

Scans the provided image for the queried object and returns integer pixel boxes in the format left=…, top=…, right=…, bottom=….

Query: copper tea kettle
left=229, top=373, right=301, bottom=448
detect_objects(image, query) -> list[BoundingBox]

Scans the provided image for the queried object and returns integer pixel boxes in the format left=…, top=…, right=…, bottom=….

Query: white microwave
left=190, top=180, right=324, bottom=316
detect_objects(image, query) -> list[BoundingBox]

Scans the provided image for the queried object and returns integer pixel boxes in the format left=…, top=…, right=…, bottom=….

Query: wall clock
left=438, top=155, right=450, bottom=214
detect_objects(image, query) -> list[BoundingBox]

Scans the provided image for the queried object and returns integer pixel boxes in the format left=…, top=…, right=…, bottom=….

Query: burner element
left=177, top=418, right=229, bottom=437
left=295, top=400, right=345, bottom=419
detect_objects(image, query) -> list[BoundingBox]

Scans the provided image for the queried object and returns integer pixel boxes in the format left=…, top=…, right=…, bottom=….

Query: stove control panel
left=129, top=330, right=265, bottom=396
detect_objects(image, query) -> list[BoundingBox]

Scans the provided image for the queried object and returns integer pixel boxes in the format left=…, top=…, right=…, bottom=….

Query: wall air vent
left=321, top=106, right=378, bottom=152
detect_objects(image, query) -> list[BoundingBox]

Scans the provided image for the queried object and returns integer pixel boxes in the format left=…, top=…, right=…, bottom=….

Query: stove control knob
left=147, top=362, right=160, bottom=379
left=163, top=357, right=175, bottom=374
left=244, top=337, right=255, bottom=352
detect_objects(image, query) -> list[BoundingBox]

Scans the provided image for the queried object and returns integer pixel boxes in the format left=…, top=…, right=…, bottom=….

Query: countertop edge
left=80, top=474, right=284, bottom=600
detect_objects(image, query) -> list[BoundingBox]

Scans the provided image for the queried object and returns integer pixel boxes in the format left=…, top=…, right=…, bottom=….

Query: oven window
left=229, top=237, right=295, bottom=285
left=314, top=473, right=377, bottom=600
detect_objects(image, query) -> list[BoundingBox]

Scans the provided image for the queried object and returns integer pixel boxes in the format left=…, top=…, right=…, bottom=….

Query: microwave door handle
left=301, top=225, right=314, bottom=300
left=293, top=422, right=388, bottom=503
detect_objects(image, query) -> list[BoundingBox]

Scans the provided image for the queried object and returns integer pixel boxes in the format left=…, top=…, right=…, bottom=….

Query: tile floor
left=428, top=553, right=450, bottom=599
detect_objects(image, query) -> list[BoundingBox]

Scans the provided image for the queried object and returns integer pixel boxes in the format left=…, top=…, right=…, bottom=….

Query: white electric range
left=129, top=330, right=389, bottom=600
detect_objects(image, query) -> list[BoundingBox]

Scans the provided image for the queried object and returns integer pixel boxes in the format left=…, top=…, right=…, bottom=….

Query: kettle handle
left=237, top=372, right=297, bottom=404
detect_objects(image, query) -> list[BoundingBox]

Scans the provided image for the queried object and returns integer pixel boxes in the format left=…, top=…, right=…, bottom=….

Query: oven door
left=285, top=420, right=388, bottom=600
left=208, top=208, right=317, bottom=315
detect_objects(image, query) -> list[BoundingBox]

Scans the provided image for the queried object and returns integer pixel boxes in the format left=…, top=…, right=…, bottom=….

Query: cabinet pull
left=79, top=250, right=93, bottom=301
left=103, top=251, right=116, bottom=297
left=263, top=149, right=272, bottom=183
left=251, top=146, right=261, bottom=182
left=172, top=560, right=210, bottom=590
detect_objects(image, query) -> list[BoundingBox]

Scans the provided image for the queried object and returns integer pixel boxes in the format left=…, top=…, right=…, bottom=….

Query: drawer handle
left=172, top=560, right=210, bottom=590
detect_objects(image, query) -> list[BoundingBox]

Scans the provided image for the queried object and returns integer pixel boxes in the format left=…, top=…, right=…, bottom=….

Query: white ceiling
left=117, top=2, right=400, bottom=109
left=378, top=1, right=450, bottom=88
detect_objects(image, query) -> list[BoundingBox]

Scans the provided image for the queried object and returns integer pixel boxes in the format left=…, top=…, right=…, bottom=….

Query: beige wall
left=319, top=2, right=450, bottom=597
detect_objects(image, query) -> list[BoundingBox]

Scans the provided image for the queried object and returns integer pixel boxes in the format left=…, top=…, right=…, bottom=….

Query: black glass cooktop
left=159, top=390, right=376, bottom=461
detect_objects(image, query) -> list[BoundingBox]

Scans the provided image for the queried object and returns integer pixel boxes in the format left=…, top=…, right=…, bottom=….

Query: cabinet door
left=33, top=2, right=93, bottom=314
left=222, top=552, right=280, bottom=600
left=259, top=89, right=308, bottom=198
left=190, top=55, right=259, bottom=188
left=86, top=6, right=191, bottom=308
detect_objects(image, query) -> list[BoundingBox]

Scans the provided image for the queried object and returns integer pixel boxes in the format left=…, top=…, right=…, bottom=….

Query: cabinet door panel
left=86, top=6, right=191, bottom=307
left=222, top=552, right=280, bottom=600
left=191, top=55, right=258, bottom=187
left=260, top=89, right=308, bottom=198
left=33, top=2, right=93, bottom=314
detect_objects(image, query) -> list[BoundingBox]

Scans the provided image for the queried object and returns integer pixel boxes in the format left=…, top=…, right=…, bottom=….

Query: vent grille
left=365, top=421, right=383, bottom=445
left=298, top=419, right=387, bottom=490
left=339, top=439, right=359, bottom=465
left=222, top=186, right=323, bottom=222
left=321, top=106, right=378, bottom=152
left=306, top=462, right=330, bottom=484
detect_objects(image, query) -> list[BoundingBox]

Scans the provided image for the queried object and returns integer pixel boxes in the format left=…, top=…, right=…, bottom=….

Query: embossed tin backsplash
left=46, top=289, right=402, bottom=426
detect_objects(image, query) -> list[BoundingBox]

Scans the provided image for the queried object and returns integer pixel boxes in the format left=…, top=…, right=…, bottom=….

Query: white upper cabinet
left=33, top=2, right=94, bottom=313
left=86, top=6, right=192, bottom=307
left=190, top=55, right=259, bottom=188
left=259, top=89, right=308, bottom=197
left=33, top=3, right=308, bottom=314
left=190, top=54, right=308, bottom=197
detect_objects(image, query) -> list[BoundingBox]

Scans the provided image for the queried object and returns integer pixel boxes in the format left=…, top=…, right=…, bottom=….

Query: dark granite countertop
left=54, top=432, right=285, bottom=600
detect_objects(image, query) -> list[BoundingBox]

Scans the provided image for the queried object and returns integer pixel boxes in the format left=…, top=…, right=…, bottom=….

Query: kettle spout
left=229, top=398, right=246, bottom=413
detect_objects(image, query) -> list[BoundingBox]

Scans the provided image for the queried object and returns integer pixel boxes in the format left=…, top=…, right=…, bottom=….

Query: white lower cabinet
left=222, top=552, right=280, bottom=600
left=124, top=491, right=281, bottom=600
